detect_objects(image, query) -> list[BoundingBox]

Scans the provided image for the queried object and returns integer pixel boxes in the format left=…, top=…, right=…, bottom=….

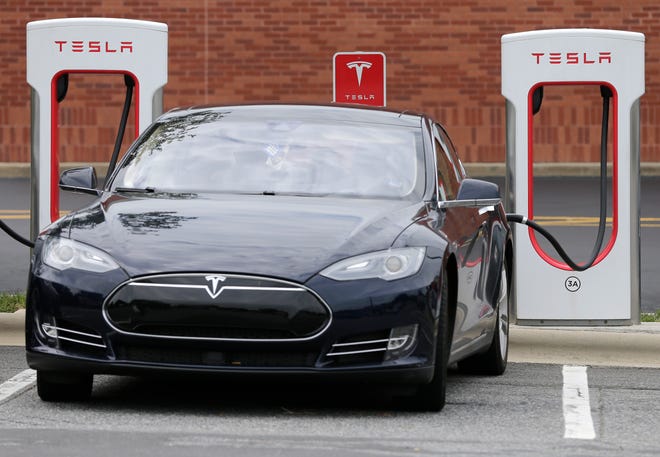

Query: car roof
left=159, top=103, right=425, bottom=128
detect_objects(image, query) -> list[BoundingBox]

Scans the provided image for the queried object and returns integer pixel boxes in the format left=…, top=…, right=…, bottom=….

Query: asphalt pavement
left=0, top=340, right=659, bottom=456
left=2, top=302, right=659, bottom=455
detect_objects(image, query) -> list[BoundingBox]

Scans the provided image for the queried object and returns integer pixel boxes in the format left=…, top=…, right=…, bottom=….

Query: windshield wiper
left=114, top=186, right=156, bottom=194
left=260, top=191, right=327, bottom=197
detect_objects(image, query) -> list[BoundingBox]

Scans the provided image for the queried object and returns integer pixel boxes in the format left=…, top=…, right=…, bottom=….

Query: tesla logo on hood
left=205, top=275, right=227, bottom=299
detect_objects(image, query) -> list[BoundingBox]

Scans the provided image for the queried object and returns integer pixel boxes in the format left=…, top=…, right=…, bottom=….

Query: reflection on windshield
left=112, top=114, right=423, bottom=199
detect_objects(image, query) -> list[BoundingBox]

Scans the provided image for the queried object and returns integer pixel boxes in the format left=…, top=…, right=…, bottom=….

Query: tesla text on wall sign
left=54, top=40, right=134, bottom=53
left=531, top=52, right=611, bottom=65
left=333, top=52, right=386, bottom=107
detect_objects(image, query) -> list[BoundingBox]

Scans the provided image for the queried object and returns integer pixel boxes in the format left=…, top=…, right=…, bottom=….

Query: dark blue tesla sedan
left=26, top=104, right=512, bottom=411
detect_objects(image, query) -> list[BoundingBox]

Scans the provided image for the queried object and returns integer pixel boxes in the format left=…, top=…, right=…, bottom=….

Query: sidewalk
left=509, top=323, right=660, bottom=368
left=1, top=309, right=659, bottom=368
left=0, top=309, right=25, bottom=346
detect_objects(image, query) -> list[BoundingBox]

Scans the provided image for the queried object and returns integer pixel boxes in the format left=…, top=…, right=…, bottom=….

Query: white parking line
left=562, top=365, right=596, bottom=440
left=0, top=369, right=36, bottom=404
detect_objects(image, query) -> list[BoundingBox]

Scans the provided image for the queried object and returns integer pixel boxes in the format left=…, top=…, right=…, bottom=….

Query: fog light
left=384, top=324, right=418, bottom=361
left=41, top=323, right=58, bottom=338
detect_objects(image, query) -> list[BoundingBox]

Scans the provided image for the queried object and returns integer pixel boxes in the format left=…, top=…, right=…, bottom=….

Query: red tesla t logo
left=334, top=52, right=386, bottom=107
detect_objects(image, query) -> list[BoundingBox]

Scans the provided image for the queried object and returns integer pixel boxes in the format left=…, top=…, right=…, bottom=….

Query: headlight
left=42, top=237, right=120, bottom=273
left=320, top=247, right=425, bottom=281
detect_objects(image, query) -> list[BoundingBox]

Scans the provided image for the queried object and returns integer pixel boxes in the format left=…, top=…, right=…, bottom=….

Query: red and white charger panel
left=26, top=18, right=168, bottom=238
left=501, top=29, right=644, bottom=324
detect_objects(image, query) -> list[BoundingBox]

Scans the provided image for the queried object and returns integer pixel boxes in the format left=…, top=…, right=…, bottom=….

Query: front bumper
left=26, top=350, right=434, bottom=384
left=26, top=256, right=443, bottom=385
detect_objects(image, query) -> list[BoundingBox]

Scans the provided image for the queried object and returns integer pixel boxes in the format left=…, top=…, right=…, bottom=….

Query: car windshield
left=111, top=110, right=425, bottom=199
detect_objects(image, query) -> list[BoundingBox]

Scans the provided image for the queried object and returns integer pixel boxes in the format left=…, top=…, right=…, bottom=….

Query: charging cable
left=505, top=85, right=612, bottom=272
left=0, top=220, right=34, bottom=248
left=104, top=74, right=135, bottom=186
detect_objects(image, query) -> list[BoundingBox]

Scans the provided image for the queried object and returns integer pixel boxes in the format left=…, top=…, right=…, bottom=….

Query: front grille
left=132, top=325, right=295, bottom=339
left=115, top=345, right=317, bottom=367
left=104, top=273, right=332, bottom=341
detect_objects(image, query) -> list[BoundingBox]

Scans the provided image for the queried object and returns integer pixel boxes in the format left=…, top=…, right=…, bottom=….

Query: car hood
left=65, top=193, right=427, bottom=282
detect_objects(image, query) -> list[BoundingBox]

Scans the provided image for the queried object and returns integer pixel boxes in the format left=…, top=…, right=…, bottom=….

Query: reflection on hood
left=66, top=194, right=426, bottom=282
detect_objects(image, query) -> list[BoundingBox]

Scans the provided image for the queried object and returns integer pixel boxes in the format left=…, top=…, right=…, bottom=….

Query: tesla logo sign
left=531, top=51, right=611, bottom=65
left=334, top=52, right=386, bottom=106
left=54, top=40, right=134, bottom=53
left=346, top=61, right=372, bottom=86
left=205, top=275, right=227, bottom=299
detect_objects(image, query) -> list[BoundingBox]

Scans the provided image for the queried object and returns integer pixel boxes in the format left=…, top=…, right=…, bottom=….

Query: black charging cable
left=506, top=85, right=612, bottom=272
left=0, top=219, right=34, bottom=248
left=105, top=74, right=135, bottom=186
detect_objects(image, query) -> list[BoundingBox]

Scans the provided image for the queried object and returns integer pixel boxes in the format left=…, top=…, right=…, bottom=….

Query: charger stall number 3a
left=565, top=276, right=581, bottom=292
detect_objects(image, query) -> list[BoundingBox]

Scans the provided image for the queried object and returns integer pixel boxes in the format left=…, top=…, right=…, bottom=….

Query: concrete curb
left=3, top=162, right=660, bottom=178
left=0, top=309, right=24, bottom=346
left=1, top=310, right=659, bottom=368
left=509, top=324, right=660, bottom=368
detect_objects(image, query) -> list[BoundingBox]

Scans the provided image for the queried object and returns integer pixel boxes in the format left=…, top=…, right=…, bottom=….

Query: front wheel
left=409, top=269, right=451, bottom=411
left=457, top=259, right=510, bottom=375
left=37, top=370, right=93, bottom=402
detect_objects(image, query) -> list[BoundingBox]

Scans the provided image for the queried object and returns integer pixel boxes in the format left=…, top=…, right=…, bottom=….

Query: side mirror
left=456, top=178, right=500, bottom=200
left=59, top=167, right=101, bottom=196
left=439, top=178, right=501, bottom=210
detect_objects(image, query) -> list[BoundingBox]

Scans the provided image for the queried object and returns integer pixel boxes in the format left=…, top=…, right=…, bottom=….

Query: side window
left=433, top=124, right=461, bottom=200
left=434, top=137, right=450, bottom=201
left=436, top=124, right=466, bottom=180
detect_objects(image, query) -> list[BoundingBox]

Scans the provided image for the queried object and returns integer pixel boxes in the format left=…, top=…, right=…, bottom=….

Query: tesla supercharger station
left=502, top=29, right=644, bottom=325
left=26, top=18, right=168, bottom=240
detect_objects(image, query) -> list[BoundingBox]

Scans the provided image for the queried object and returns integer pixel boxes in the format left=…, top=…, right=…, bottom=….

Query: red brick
left=0, top=0, right=657, bottom=163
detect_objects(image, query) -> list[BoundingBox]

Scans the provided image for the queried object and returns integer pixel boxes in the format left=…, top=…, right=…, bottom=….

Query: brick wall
left=1, top=0, right=659, bottom=164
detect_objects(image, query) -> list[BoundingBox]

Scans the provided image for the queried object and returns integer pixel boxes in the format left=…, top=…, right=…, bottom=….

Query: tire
left=37, top=370, right=93, bottom=402
left=457, top=259, right=510, bottom=375
left=409, top=268, right=451, bottom=412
